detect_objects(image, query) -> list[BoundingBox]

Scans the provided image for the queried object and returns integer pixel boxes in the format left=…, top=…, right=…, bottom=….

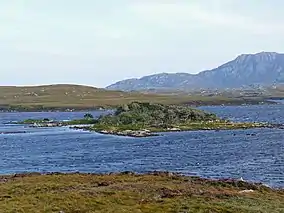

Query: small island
left=88, top=102, right=270, bottom=137
left=18, top=113, right=97, bottom=127
left=18, top=102, right=277, bottom=137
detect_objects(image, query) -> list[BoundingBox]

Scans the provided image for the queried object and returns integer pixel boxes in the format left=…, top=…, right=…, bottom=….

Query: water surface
left=0, top=106, right=283, bottom=188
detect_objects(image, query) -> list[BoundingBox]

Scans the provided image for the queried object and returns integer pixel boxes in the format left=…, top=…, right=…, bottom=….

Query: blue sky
left=1, top=0, right=284, bottom=87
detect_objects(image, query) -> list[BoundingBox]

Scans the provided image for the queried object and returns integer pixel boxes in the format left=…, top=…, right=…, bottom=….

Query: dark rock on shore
left=0, top=131, right=27, bottom=135
left=98, top=129, right=159, bottom=137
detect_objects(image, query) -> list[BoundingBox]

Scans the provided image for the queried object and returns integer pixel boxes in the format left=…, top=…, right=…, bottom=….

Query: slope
left=107, top=52, right=284, bottom=91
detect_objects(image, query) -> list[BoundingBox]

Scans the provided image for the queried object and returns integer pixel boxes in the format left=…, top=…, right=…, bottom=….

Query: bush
left=84, top=113, right=94, bottom=119
left=95, top=102, right=218, bottom=127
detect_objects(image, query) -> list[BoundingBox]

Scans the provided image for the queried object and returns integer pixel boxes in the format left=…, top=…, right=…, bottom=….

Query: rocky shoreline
left=71, top=122, right=284, bottom=138
left=97, top=129, right=159, bottom=137
left=15, top=118, right=284, bottom=138
left=0, top=131, right=27, bottom=135
left=70, top=126, right=158, bottom=137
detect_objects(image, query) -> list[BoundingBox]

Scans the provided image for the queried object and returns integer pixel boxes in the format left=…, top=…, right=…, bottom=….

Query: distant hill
left=0, top=84, right=176, bottom=110
left=0, top=84, right=267, bottom=111
left=107, top=52, right=284, bottom=91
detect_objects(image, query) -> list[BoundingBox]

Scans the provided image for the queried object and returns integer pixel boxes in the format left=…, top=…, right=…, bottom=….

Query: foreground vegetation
left=0, top=84, right=272, bottom=112
left=0, top=172, right=283, bottom=213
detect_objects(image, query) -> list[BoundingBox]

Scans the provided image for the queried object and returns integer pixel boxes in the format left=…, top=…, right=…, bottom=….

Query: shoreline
left=0, top=99, right=280, bottom=113
left=72, top=122, right=284, bottom=138
left=1, top=171, right=283, bottom=212
left=10, top=121, right=284, bottom=137
left=0, top=171, right=282, bottom=189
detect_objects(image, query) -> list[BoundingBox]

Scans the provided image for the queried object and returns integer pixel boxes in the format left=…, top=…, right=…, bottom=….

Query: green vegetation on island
left=94, top=102, right=216, bottom=130
left=0, top=172, right=283, bottom=213
left=18, top=102, right=274, bottom=136
left=19, top=118, right=52, bottom=124
left=90, top=102, right=269, bottom=137
left=18, top=114, right=98, bottom=127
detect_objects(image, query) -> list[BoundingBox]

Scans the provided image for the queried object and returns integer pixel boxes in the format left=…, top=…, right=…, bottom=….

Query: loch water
left=0, top=105, right=283, bottom=188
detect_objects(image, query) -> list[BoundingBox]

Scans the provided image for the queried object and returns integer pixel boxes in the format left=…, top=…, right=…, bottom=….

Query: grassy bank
left=0, top=172, right=283, bottom=213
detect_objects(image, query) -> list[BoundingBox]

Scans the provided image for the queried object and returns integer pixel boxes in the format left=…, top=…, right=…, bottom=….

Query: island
left=77, top=102, right=272, bottom=137
left=18, top=102, right=278, bottom=137
left=18, top=113, right=97, bottom=127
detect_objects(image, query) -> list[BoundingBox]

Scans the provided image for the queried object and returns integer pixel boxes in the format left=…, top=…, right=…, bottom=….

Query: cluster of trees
left=84, top=113, right=94, bottom=119
left=97, top=102, right=218, bottom=128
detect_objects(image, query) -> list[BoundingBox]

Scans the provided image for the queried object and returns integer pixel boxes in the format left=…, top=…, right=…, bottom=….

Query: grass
left=91, top=121, right=269, bottom=134
left=176, top=121, right=267, bottom=131
left=19, top=118, right=98, bottom=125
left=19, top=119, right=52, bottom=124
left=0, top=84, right=269, bottom=111
left=0, top=172, right=283, bottom=213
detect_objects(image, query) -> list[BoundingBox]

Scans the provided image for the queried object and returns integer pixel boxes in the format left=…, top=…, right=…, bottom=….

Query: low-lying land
left=0, top=84, right=274, bottom=112
left=19, top=117, right=97, bottom=127
left=90, top=122, right=270, bottom=137
left=0, top=172, right=283, bottom=213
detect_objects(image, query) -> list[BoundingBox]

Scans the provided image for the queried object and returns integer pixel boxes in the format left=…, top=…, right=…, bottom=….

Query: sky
left=1, top=0, right=284, bottom=88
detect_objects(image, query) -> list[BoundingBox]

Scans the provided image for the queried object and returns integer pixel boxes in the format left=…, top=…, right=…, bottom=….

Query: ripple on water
left=0, top=107, right=283, bottom=188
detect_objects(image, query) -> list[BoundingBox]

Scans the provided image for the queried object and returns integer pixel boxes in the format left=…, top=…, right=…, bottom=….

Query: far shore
left=0, top=98, right=280, bottom=113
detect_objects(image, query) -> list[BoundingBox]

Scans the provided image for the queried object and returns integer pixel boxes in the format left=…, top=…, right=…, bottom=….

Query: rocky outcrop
left=98, top=129, right=158, bottom=137
left=29, top=122, right=63, bottom=128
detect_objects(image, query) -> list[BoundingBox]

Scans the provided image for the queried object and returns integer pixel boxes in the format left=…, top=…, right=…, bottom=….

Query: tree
left=84, top=113, right=94, bottom=119
left=43, top=118, right=50, bottom=122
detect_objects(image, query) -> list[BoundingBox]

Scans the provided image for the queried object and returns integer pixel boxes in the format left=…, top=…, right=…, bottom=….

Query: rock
left=2, top=195, right=12, bottom=199
left=98, top=129, right=157, bottom=137
left=150, top=171, right=177, bottom=177
left=97, top=182, right=110, bottom=187
left=238, top=189, right=254, bottom=194
left=0, top=131, right=27, bottom=135
left=121, top=171, right=136, bottom=175
left=30, top=122, right=62, bottom=128
left=167, top=128, right=181, bottom=131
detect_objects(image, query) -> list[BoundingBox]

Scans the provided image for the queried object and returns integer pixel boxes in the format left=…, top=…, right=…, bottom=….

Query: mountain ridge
left=107, top=52, right=284, bottom=91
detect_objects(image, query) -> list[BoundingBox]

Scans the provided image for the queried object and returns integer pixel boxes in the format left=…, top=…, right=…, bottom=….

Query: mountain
left=107, top=52, right=284, bottom=91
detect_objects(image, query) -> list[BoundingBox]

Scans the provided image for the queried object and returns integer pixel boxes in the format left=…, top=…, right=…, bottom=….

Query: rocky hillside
left=107, top=52, right=284, bottom=91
